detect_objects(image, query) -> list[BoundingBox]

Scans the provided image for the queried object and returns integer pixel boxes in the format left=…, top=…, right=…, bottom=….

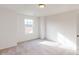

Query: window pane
left=24, top=19, right=33, bottom=34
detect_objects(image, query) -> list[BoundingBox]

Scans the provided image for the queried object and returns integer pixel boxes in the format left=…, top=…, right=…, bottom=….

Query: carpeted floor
left=0, top=39, right=76, bottom=55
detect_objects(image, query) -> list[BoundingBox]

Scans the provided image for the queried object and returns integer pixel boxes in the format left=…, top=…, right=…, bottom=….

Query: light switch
left=77, top=35, right=79, bottom=37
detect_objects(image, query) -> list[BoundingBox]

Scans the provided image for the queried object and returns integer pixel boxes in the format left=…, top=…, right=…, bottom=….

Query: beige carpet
left=0, top=39, right=76, bottom=55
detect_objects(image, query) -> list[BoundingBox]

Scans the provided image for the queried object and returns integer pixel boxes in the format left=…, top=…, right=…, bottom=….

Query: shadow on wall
left=40, top=32, right=76, bottom=51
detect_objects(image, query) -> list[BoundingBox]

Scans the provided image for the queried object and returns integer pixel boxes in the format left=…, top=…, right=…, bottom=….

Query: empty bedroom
left=0, top=4, right=79, bottom=55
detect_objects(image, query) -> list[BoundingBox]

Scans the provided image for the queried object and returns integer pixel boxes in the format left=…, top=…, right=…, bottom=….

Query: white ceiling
left=1, top=4, right=79, bottom=17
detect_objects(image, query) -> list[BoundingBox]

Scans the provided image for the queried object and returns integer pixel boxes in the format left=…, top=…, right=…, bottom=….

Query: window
left=24, top=19, right=33, bottom=34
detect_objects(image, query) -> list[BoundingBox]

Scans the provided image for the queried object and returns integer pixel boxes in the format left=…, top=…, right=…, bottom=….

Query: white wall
left=0, top=7, right=17, bottom=49
left=39, top=17, right=46, bottom=39
left=0, top=7, right=40, bottom=49
left=45, top=11, right=77, bottom=50
left=17, top=14, right=40, bottom=42
left=76, top=13, right=79, bottom=54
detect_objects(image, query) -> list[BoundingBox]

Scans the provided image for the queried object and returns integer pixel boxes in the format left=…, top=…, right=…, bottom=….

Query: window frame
left=24, top=19, right=33, bottom=34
